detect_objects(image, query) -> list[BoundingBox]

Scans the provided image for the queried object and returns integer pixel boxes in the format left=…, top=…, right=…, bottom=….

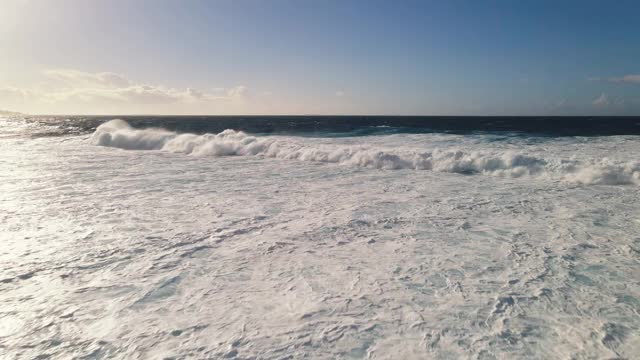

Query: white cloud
left=43, top=69, right=132, bottom=88
left=589, top=74, right=640, bottom=84
left=43, top=85, right=184, bottom=104
left=0, top=69, right=248, bottom=111
left=225, top=85, right=247, bottom=98
left=592, top=93, right=609, bottom=107
left=0, top=86, right=36, bottom=100
left=613, top=74, right=640, bottom=84
left=335, top=90, right=345, bottom=97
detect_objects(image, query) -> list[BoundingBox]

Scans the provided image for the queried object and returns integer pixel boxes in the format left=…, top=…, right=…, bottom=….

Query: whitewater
left=1, top=118, right=639, bottom=359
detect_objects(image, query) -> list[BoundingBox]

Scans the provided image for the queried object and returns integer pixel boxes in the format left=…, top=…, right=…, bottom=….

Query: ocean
left=1, top=115, right=639, bottom=358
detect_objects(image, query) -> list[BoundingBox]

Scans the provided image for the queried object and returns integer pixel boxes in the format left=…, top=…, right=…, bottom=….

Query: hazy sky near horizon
left=1, top=0, right=639, bottom=115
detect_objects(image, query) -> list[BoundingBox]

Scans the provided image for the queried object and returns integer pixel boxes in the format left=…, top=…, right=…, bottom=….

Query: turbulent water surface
left=1, top=116, right=639, bottom=359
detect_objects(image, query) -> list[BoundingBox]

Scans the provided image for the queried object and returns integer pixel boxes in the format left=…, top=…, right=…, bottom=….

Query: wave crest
left=92, top=120, right=639, bottom=185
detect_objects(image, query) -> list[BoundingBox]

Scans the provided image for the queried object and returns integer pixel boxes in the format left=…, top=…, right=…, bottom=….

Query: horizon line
left=6, top=112, right=640, bottom=118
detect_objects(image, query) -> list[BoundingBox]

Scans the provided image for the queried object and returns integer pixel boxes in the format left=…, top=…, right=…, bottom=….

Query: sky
left=1, top=0, right=639, bottom=115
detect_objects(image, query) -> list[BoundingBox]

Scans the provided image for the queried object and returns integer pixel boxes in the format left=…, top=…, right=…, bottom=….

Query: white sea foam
left=92, top=119, right=640, bottom=185
left=4, top=123, right=640, bottom=359
left=564, top=160, right=640, bottom=185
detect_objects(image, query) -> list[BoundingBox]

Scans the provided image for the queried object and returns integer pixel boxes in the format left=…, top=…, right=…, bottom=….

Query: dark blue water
left=28, top=115, right=640, bottom=137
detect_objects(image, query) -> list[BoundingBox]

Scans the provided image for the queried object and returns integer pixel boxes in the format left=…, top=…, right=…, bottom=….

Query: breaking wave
left=92, top=119, right=640, bottom=185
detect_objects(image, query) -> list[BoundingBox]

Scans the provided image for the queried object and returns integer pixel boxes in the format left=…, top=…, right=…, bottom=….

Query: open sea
left=1, top=115, right=639, bottom=359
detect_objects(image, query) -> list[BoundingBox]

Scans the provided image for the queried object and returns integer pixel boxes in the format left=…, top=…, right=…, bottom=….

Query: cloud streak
left=41, top=69, right=248, bottom=104
left=589, top=74, right=640, bottom=84
left=0, top=86, right=36, bottom=100
left=592, top=93, right=609, bottom=107
left=43, top=69, right=132, bottom=88
left=0, top=69, right=248, bottom=110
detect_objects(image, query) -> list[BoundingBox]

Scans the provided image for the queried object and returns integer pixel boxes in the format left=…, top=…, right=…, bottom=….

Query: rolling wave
left=92, top=119, right=640, bottom=185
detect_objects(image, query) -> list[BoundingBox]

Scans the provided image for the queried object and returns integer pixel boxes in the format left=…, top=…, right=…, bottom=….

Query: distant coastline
left=0, top=109, right=24, bottom=116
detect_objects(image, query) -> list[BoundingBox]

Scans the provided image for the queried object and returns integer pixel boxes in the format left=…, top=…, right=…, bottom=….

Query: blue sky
left=1, top=0, right=639, bottom=115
